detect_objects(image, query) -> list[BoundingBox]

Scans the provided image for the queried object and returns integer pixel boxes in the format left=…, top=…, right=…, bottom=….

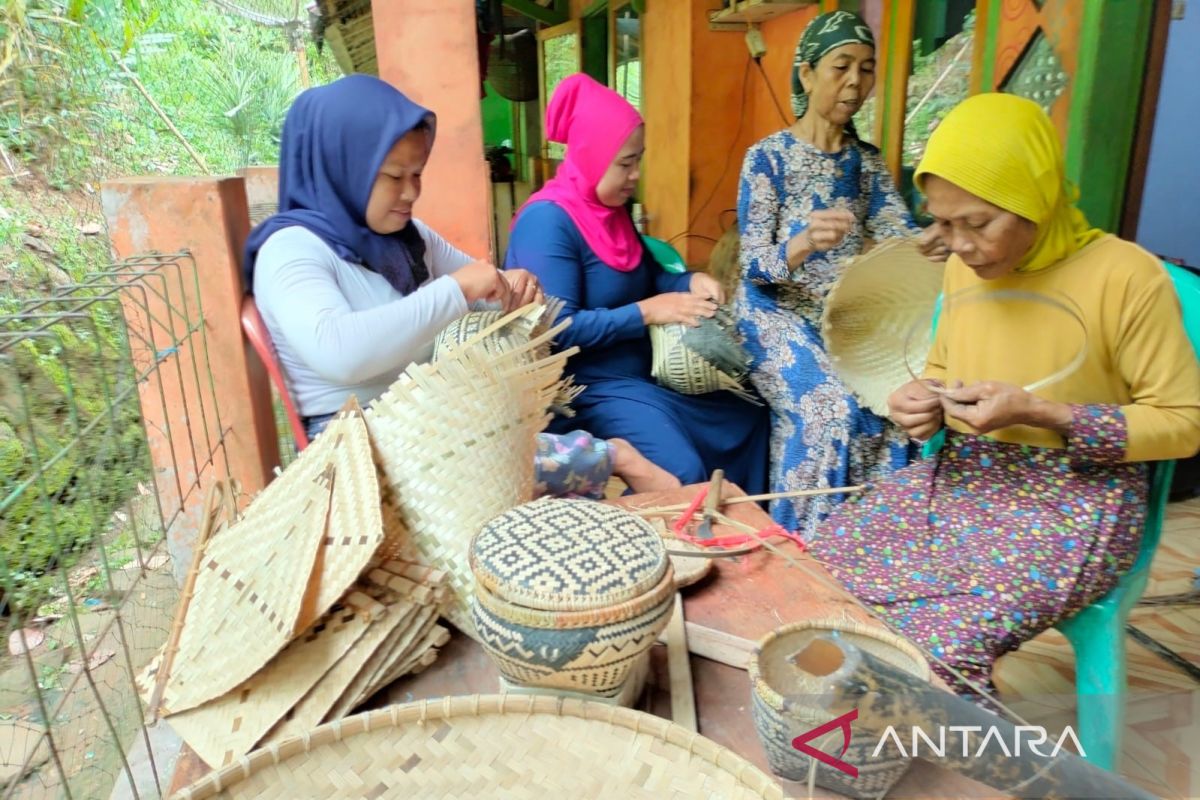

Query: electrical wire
left=754, top=56, right=791, bottom=127
left=670, top=55, right=753, bottom=244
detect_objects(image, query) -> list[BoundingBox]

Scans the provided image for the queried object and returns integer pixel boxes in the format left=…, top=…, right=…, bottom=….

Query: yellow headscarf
left=914, top=93, right=1104, bottom=273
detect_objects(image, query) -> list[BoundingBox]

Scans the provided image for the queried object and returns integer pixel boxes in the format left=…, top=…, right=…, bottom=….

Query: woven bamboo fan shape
left=366, top=303, right=576, bottom=637
left=175, top=695, right=784, bottom=799
left=150, top=405, right=381, bottom=714
left=650, top=308, right=756, bottom=403
left=140, top=560, right=450, bottom=768
left=821, top=238, right=945, bottom=417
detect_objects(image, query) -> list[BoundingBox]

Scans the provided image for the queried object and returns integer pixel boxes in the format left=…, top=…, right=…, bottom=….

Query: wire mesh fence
left=0, top=252, right=229, bottom=799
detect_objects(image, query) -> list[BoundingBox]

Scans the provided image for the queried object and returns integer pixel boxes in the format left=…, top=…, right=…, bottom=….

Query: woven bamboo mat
left=175, top=695, right=784, bottom=799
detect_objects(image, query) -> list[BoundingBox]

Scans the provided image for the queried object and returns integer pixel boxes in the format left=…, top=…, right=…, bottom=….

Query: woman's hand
left=689, top=271, right=726, bottom=305
left=452, top=260, right=511, bottom=306
left=786, top=208, right=855, bottom=267
left=637, top=292, right=719, bottom=327
left=941, top=381, right=1074, bottom=435
left=916, top=225, right=949, bottom=262
left=501, top=268, right=544, bottom=310
left=888, top=379, right=945, bottom=441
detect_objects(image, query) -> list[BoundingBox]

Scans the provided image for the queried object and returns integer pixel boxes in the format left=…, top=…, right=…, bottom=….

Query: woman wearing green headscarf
left=734, top=10, right=943, bottom=537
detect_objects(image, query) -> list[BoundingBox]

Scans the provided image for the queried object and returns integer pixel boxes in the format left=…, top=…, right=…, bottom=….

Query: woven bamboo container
left=175, top=695, right=784, bottom=799
left=469, top=499, right=675, bottom=699
left=748, top=620, right=931, bottom=799
left=648, top=308, right=755, bottom=403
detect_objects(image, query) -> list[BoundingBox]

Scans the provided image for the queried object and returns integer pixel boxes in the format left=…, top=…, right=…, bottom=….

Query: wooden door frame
left=608, top=0, right=631, bottom=88
left=536, top=19, right=583, bottom=182
left=1120, top=0, right=1172, bottom=240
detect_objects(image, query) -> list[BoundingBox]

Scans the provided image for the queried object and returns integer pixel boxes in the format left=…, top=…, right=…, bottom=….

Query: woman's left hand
left=941, top=381, right=1073, bottom=435
left=916, top=225, right=949, bottom=262
left=689, top=271, right=726, bottom=305
left=501, top=269, right=544, bottom=311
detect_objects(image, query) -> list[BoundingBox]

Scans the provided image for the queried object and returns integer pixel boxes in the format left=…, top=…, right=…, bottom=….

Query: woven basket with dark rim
left=749, top=620, right=931, bottom=800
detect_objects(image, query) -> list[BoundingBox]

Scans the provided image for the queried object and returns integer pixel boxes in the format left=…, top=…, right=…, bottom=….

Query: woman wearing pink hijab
left=505, top=74, right=769, bottom=492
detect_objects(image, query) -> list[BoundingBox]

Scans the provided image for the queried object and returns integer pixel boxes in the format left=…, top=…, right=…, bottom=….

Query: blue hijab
left=243, top=75, right=437, bottom=295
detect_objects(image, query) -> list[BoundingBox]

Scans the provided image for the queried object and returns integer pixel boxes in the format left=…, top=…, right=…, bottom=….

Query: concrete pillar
left=372, top=0, right=492, bottom=261
left=238, top=166, right=279, bottom=225
left=101, top=176, right=279, bottom=581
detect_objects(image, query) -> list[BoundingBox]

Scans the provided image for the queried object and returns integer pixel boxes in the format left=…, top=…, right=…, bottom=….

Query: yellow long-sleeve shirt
left=923, top=235, right=1200, bottom=461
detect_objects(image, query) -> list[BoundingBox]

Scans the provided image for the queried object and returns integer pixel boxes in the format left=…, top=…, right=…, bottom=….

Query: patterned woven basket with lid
left=749, top=620, right=931, bottom=799
left=469, top=498, right=675, bottom=697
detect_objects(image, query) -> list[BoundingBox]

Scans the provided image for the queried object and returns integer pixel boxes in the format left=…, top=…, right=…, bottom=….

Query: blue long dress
left=735, top=131, right=918, bottom=536
left=506, top=201, right=770, bottom=493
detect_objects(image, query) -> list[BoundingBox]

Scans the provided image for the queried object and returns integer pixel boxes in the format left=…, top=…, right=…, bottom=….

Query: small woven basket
left=175, top=695, right=784, bottom=799
left=748, top=620, right=930, bottom=799
left=649, top=308, right=756, bottom=403
left=469, top=499, right=675, bottom=697
left=821, top=238, right=945, bottom=417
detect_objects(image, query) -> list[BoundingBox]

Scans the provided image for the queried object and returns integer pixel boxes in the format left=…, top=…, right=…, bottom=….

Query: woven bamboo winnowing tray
left=821, top=238, right=945, bottom=417
left=175, top=695, right=784, bottom=800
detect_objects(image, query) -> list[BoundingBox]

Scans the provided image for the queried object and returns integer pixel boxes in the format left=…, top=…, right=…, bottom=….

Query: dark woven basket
left=487, top=29, right=538, bottom=102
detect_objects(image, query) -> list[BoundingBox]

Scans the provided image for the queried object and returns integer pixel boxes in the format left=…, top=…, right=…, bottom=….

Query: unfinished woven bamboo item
left=649, top=307, right=756, bottom=402
left=749, top=619, right=931, bottom=799
left=469, top=499, right=675, bottom=698
left=175, top=695, right=784, bottom=799
left=433, top=300, right=582, bottom=413
left=365, top=304, right=574, bottom=637
left=821, top=238, right=945, bottom=417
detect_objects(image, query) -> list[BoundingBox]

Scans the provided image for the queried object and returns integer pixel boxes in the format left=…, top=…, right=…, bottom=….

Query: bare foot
left=608, top=438, right=682, bottom=494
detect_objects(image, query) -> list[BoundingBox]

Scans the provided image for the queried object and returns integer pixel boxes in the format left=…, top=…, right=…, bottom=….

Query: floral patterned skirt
left=807, top=419, right=1147, bottom=696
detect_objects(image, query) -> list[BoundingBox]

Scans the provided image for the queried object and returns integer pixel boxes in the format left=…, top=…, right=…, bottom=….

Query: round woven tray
left=821, top=238, right=945, bottom=417
left=175, top=695, right=784, bottom=799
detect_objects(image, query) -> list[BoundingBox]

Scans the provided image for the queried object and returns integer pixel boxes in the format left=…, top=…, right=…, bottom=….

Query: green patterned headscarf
left=791, top=10, right=876, bottom=118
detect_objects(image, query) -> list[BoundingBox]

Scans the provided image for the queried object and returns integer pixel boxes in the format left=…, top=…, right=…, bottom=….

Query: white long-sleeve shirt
left=252, top=222, right=472, bottom=416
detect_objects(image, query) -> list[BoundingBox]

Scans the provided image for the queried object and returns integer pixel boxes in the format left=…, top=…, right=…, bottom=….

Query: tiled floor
left=994, top=496, right=1200, bottom=799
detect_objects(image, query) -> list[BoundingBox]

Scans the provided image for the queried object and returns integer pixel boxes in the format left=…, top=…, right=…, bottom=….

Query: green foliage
left=1, top=0, right=339, bottom=184
left=0, top=0, right=340, bottom=614
left=902, top=10, right=975, bottom=170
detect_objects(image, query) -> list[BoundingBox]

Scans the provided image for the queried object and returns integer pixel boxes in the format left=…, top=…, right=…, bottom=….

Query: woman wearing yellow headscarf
left=808, top=93, right=1200, bottom=699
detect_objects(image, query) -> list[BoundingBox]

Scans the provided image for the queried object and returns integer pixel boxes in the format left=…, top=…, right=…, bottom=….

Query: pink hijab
left=517, top=74, right=644, bottom=271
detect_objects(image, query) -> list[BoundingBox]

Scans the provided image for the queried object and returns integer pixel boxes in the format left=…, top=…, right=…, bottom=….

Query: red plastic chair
left=240, top=295, right=310, bottom=451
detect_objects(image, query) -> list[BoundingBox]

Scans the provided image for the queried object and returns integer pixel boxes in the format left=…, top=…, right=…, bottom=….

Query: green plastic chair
left=922, top=261, right=1200, bottom=770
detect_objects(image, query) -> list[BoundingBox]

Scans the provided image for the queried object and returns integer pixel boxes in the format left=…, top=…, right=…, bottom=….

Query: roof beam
left=503, top=0, right=568, bottom=25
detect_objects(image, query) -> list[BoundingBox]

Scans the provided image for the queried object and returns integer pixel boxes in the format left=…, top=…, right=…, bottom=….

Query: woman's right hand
left=637, top=292, right=719, bottom=327
left=452, top=260, right=511, bottom=307
left=786, top=208, right=855, bottom=266
left=888, top=379, right=945, bottom=441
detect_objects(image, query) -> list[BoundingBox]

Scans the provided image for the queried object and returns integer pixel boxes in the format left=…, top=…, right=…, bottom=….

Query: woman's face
left=595, top=124, right=645, bottom=208
left=923, top=174, right=1038, bottom=280
left=798, top=43, right=876, bottom=127
left=365, top=127, right=432, bottom=234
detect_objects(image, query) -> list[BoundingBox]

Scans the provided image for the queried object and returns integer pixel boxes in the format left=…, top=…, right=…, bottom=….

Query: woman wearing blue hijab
left=245, top=75, right=678, bottom=496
